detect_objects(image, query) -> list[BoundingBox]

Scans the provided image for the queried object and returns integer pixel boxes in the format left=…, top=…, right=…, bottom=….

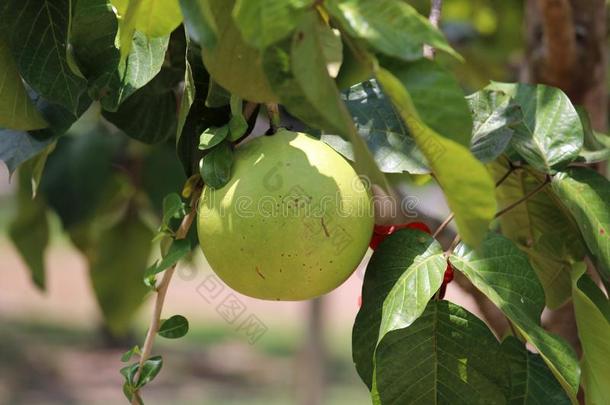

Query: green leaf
left=264, top=12, right=390, bottom=192
left=467, top=89, right=522, bottom=163
left=102, top=68, right=179, bottom=143
left=341, top=80, right=429, bottom=174
left=101, top=32, right=169, bottom=111
left=1, top=0, right=89, bottom=114
left=353, top=229, right=446, bottom=387
left=327, top=0, right=460, bottom=61
left=199, top=0, right=278, bottom=103
left=161, top=193, right=186, bottom=228
left=145, top=239, right=191, bottom=278
left=377, top=68, right=496, bottom=247
left=178, top=0, right=217, bottom=48
left=486, top=82, right=583, bottom=173
left=177, top=58, right=195, bottom=138
left=492, top=161, right=586, bottom=308
left=571, top=264, right=610, bottom=405
left=199, top=141, right=233, bottom=189
left=450, top=233, right=580, bottom=401
left=0, top=129, right=55, bottom=176
left=0, top=38, right=47, bottom=130
left=375, top=300, right=508, bottom=404
left=71, top=0, right=121, bottom=100
left=158, top=314, right=189, bottom=338
left=121, top=345, right=141, bottom=362
left=8, top=161, right=50, bottom=289
left=198, top=125, right=229, bottom=150
left=133, top=0, right=183, bottom=38
left=86, top=213, right=153, bottom=336
left=228, top=95, right=247, bottom=141
left=383, top=58, right=473, bottom=147
left=205, top=78, right=230, bottom=107
left=135, top=355, right=163, bottom=388
left=501, top=336, right=570, bottom=405
left=233, top=0, right=310, bottom=49
left=552, top=168, right=610, bottom=281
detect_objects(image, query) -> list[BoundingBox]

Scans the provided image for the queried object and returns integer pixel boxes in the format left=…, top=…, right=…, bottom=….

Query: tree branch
left=131, top=188, right=201, bottom=404
left=423, top=0, right=443, bottom=59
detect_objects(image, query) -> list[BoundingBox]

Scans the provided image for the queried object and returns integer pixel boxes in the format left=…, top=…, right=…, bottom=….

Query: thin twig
left=265, top=103, right=281, bottom=134
left=423, top=0, right=443, bottom=59
left=131, top=188, right=202, bottom=404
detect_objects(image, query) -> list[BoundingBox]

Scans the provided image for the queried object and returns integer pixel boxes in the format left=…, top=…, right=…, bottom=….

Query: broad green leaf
left=8, top=161, right=50, bottom=289
left=134, top=0, right=182, bottom=37
left=205, top=78, right=230, bottom=107
left=450, top=233, right=580, bottom=402
left=576, top=108, right=610, bottom=163
left=341, top=80, right=429, bottom=174
left=102, top=68, right=178, bottom=143
left=318, top=25, right=343, bottom=78
left=135, top=355, right=163, bottom=388
left=501, top=336, right=570, bottom=404
left=233, top=0, right=311, bottom=49
left=228, top=96, right=247, bottom=141
left=375, top=300, right=508, bottom=404
left=353, top=229, right=446, bottom=387
left=383, top=58, right=473, bottom=147
left=0, top=129, right=55, bottom=176
left=199, top=0, right=278, bottom=103
left=199, top=141, right=233, bottom=189
left=87, top=213, right=153, bottom=336
left=0, top=38, right=47, bottom=130
left=486, top=82, right=583, bottom=173
left=101, top=32, right=169, bottom=111
left=467, top=89, right=522, bottom=163
left=492, top=161, right=586, bottom=308
left=552, top=168, right=610, bottom=281
left=158, top=314, right=189, bottom=338
left=178, top=0, right=217, bottom=48
left=377, top=68, right=496, bottom=247
left=1, top=0, right=89, bottom=114
left=145, top=238, right=191, bottom=278
left=71, top=0, right=121, bottom=100
left=142, top=145, right=187, bottom=214
left=264, top=12, right=390, bottom=192
left=571, top=264, right=610, bottom=405
left=326, top=0, right=460, bottom=61
left=199, top=126, right=229, bottom=150
left=335, top=38, right=373, bottom=90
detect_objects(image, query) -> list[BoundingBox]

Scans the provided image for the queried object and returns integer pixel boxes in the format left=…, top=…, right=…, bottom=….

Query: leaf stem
left=130, top=188, right=201, bottom=404
left=265, top=103, right=281, bottom=133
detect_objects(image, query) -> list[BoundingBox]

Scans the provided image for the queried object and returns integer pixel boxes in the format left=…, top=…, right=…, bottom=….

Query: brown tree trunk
left=523, top=0, right=607, bottom=356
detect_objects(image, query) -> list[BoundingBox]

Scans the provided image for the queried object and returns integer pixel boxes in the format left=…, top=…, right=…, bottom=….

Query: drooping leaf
left=177, top=58, right=195, bottom=138
left=1, top=0, right=89, bottom=114
left=552, top=167, right=610, bottom=281
left=353, top=229, right=446, bottom=387
left=571, top=264, right=610, bottom=405
left=199, top=0, right=278, bottom=103
left=467, top=88, right=522, bottom=163
left=375, top=300, right=508, bottom=404
left=326, top=0, right=460, bottom=61
left=133, top=0, right=183, bottom=38
left=227, top=95, right=248, bottom=141
left=102, top=67, right=179, bottom=144
left=486, top=82, right=583, bottom=173
left=121, top=345, right=141, bottom=362
left=161, top=193, right=186, bottom=228
left=87, top=213, right=153, bottom=336
left=141, top=145, right=187, bottom=215
left=71, top=0, right=121, bottom=100
left=100, top=32, right=169, bottom=111
left=233, top=0, right=311, bottom=49
left=450, top=232, right=580, bottom=401
left=198, top=125, right=229, bottom=150
left=0, top=129, right=55, bottom=176
left=341, top=80, right=429, bottom=174
left=199, top=141, right=234, bottom=189
left=264, top=12, right=390, bottom=192
left=135, top=355, right=163, bottom=388
left=377, top=68, right=496, bottom=247
left=8, top=161, right=50, bottom=289
left=492, top=160, right=586, bottom=308
left=158, top=314, right=189, bottom=339
left=178, top=0, right=217, bottom=48
left=0, top=38, right=47, bottom=130
left=501, top=336, right=570, bottom=405
left=382, top=58, right=473, bottom=147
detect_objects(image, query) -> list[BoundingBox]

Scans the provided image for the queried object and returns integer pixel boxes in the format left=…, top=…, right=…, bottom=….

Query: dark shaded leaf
left=199, top=141, right=233, bottom=189
left=158, top=315, right=189, bottom=338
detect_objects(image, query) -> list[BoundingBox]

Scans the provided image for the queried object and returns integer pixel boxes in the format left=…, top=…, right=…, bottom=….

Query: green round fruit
left=197, top=130, right=374, bottom=300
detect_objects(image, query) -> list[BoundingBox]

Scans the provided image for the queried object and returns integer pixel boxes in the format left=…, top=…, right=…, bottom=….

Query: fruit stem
left=130, top=188, right=202, bottom=404
left=423, top=0, right=443, bottom=59
left=265, top=103, right=281, bottom=134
